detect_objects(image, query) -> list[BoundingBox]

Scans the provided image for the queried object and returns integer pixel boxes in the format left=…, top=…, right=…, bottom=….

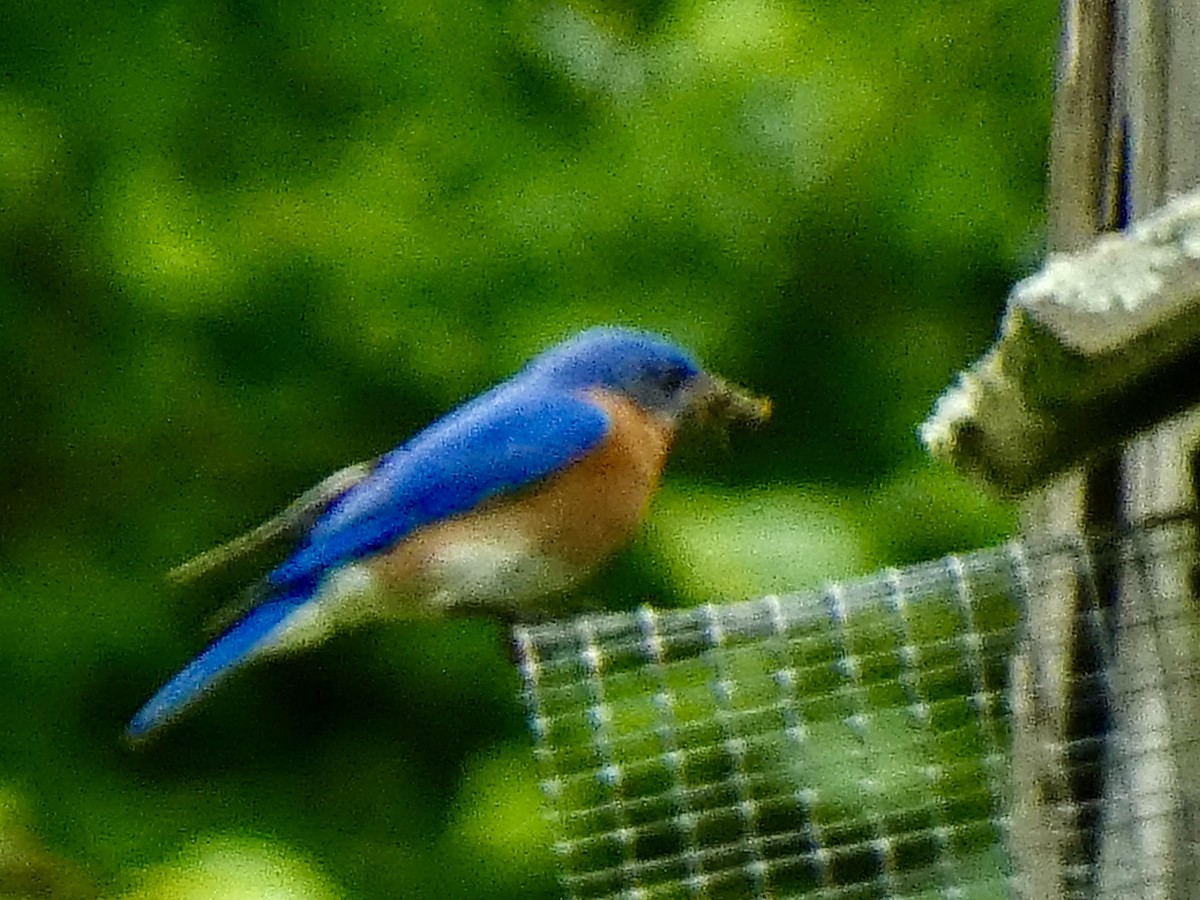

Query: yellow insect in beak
left=687, top=373, right=772, bottom=431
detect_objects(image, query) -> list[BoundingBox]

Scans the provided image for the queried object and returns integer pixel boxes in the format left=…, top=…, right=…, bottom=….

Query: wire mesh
left=514, top=516, right=1200, bottom=900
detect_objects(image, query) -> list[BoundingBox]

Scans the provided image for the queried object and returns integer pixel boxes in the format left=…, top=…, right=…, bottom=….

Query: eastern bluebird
left=127, top=326, right=769, bottom=741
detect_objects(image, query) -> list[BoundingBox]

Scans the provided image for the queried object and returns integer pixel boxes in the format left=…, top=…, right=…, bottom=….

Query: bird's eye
left=659, top=367, right=688, bottom=394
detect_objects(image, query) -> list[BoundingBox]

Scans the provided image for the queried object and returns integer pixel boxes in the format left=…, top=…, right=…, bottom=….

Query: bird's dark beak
left=685, top=373, right=772, bottom=429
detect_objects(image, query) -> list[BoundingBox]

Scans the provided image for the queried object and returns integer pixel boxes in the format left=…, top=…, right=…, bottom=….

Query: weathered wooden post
left=924, top=1, right=1200, bottom=895
left=1036, top=2, right=1200, bottom=896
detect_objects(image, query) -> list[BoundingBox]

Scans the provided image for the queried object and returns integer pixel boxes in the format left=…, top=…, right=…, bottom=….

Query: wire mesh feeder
left=513, top=516, right=1200, bottom=900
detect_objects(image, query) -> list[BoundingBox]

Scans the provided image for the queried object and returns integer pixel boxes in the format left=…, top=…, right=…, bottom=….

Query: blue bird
left=127, top=327, right=769, bottom=742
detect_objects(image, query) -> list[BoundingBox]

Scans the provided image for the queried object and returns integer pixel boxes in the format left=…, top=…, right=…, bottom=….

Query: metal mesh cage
left=514, top=516, right=1200, bottom=899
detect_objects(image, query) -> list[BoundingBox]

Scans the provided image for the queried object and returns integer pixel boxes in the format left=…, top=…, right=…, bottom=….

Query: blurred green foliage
left=0, top=0, right=1050, bottom=895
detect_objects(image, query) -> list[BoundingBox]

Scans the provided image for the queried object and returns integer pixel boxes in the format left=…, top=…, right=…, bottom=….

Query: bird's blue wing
left=267, top=383, right=610, bottom=588
left=126, top=383, right=608, bottom=742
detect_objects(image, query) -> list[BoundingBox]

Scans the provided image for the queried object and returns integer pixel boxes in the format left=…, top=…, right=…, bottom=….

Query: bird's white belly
left=266, top=530, right=577, bottom=654
left=420, top=535, right=577, bottom=613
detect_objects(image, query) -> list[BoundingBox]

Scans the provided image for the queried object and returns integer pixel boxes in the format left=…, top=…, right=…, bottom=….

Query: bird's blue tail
left=126, top=585, right=313, bottom=743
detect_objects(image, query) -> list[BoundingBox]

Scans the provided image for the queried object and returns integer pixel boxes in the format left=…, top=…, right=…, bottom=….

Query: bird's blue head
left=525, top=327, right=704, bottom=420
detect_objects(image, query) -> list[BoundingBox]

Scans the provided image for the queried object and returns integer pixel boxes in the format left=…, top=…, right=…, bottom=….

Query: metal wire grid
left=1079, top=518, right=1200, bottom=896
left=514, top=519, right=1199, bottom=900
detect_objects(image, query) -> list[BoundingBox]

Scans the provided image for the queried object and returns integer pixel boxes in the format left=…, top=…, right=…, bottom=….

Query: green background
left=0, top=0, right=1051, bottom=896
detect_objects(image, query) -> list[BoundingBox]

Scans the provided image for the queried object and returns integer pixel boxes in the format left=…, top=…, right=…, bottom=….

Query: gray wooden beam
left=921, top=190, right=1200, bottom=497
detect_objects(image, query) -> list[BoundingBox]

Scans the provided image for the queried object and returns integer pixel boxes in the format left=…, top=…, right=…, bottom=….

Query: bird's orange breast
left=509, top=389, right=672, bottom=568
left=365, top=390, right=672, bottom=612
